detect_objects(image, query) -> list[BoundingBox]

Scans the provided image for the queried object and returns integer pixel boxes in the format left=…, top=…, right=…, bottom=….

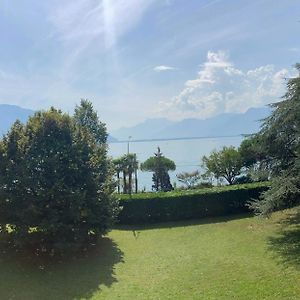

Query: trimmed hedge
left=117, top=182, right=270, bottom=224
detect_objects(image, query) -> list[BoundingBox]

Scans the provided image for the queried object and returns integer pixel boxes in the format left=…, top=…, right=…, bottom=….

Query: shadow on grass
left=0, top=237, right=124, bottom=300
left=268, top=207, right=300, bottom=269
left=115, top=213, right=253, bottom=231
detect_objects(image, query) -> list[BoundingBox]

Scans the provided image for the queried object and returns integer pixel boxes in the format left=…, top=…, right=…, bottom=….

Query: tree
left=74, top=99, right=107, bottom=144
left=113, top=153, right=139, bottom=194
left=141, top=147, right=176, bottom=192
left=239, top=136, right=270, bottom=182
left=202, top=146, right=242, bottom=185
left=176, top=170, right=201, bottom=188
left=0, top=106, right=119, bottom=253
left=250, top=64, right=300, bottom=214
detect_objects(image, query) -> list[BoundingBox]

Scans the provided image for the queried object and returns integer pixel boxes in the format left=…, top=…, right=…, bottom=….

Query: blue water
left=108, top=136, right=243, bottom=191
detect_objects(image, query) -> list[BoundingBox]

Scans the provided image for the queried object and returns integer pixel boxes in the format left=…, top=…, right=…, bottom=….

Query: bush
left=0, top=107, right=119, bottom=254
left=117, top=182, right=270, bottom=224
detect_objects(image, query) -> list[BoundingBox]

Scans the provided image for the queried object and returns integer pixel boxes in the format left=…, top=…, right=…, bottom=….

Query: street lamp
left=127, top=135, right=132, bottom=154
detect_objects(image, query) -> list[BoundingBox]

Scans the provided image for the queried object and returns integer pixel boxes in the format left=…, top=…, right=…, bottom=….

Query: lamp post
left=127, top=135, right=132, bottom=154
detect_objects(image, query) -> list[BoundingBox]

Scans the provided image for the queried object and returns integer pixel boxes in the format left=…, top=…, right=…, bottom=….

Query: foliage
left=141, top=147, right=176, bottom=192
left=176, top=170, right=201, bottom=188
left=0, top=106, right=119, bottom=253
left=117, top=182, right=269, bottom=224
left=239, top=136, right=270, bottom=182
left=250, top=64, right=300, bottom=214
left=74, top=99, right=107, bottom=144
left=239, top=136, right=265, bottom=168
left=233, top=174, right=253, bottom=184
left=202, top=146, right=243, bottom=185
left=113, top=153, right=138, bottom=194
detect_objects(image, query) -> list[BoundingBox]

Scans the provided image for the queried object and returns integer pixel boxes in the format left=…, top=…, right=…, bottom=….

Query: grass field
left=0, top=207, right=299, bottom=299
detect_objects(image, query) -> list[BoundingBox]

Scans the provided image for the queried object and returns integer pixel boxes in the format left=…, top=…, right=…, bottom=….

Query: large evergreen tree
left=74, top=99, right=107, bottom=144
left=0, top=106, right=119, bottom=253
left=251, top=64, right=300, bottom=214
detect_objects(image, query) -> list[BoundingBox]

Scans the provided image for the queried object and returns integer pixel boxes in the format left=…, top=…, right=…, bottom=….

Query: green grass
left=0, top=207, right=300, bottom=299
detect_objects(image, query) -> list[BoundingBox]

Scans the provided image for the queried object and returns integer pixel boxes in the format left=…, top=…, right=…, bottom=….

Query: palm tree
left=113, top=153, right=139, bottom=194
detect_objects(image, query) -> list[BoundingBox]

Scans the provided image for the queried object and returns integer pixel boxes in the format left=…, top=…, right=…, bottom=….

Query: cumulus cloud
left=157, top=51, right=289, bottom=120
left=153, top=65, right=176, bottom=72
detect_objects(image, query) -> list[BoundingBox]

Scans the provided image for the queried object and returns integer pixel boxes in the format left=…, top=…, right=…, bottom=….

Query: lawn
left=0, top=207, right=299, bottom=299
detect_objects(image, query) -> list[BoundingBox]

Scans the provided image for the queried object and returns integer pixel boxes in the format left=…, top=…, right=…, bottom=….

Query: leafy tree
left=202, top=146, right=242, bottom=185
left=176, top=170, right=201, bottom=188
left=141, top=147, right=176, bottom=192
left=239, top=136, right=270, bottom=182
left=74, top=99, right=107, bottom=144
left=0, top=106, right=119, bottom=253
left=113, top=153, right=138, bottom=194
left=250, top=64, right=300, bottom=214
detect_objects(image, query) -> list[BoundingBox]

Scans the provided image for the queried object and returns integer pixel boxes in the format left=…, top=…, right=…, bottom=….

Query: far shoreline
left=108, top=134, right=246, bottom=144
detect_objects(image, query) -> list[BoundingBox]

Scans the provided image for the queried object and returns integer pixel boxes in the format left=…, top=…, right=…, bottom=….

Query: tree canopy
left=113, top=153, right=138, bottom=194
left=141, top=147, right=175, bottom=192
left=250, top=64, right=300, bottom=214
left=74, top=99, right=107, bottom=144
left=202, top=146, right=242, bottom=185
left=0, top=105, right=119, bottom=253
left=176, top=170, right=201, bottom=188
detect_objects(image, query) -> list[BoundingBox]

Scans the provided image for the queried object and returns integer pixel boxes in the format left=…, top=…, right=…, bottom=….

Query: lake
left=108, top=136, right=243, bottom=191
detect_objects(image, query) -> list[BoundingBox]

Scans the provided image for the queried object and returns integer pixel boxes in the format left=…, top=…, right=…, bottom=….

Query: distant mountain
left=0, top=104, right=118, bottom=141
left=107, top=135, right=118, bottom=142
left=0, top=104, right=34, bottom=135
left=111, top=107, right=271, bottom=141
left=111, top=118, right=175, bottom=140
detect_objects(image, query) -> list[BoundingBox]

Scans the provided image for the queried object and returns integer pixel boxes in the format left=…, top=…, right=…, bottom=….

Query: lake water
left=108, top=136, right=243, bottom=191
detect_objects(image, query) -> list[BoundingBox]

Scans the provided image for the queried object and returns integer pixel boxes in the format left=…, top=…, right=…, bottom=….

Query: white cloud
left=157, top=51, right=289, bottom=120
left=153, top=65, right=176, bottom=72
left=49, top=0, right=155, bottom=49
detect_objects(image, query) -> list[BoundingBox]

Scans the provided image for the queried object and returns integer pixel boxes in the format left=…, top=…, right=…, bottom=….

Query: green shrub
left=0, top=106, right=119, bottom=253
left=117, top=182, right=269, bottom=224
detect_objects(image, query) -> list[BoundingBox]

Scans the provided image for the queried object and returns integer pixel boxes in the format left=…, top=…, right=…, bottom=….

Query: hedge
left=117, top=182, right=270, bottom=224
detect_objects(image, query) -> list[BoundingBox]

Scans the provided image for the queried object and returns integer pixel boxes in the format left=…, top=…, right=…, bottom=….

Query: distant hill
left=0, top=104, right=34, bottom=135
left=111, top=118, right=175, bottom=141
left=111, top=107, right=271, bottom=141
left=0, top=104, right=118, bottom=141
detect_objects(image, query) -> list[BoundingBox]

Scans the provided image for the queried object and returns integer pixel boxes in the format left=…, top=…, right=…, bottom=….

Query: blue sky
left=0, top=0, right=299, bottom=130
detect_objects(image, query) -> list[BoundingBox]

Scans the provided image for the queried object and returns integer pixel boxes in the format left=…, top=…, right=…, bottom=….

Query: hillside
left=111, top=107, right=271, bottom=141
left=0, top=104, right=34, bottom=135
left=0, top=104, right=117, bottom=141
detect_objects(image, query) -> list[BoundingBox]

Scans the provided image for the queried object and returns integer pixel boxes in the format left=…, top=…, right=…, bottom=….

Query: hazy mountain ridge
left=111, top=107, right=271, bottom=141
left=0, top=104, right=117, bottom=142
left=0, top=104, right=34, bottom=135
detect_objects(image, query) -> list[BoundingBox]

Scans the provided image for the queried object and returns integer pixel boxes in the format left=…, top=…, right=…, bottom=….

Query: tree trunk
left=117, top=171, right=120, bottom=193
left=135, top=168, right=138, bottom=193
left=128, top=171, right=132, bottom=195
left=123, top=171, right=127, bottom=194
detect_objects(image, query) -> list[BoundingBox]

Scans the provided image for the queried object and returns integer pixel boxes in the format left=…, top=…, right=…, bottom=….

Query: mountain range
left=111, top=107, right=271, bottom=141
left=0, top=104, right=270, bottom=142
left=0, top=104, right=117, bottom=142
left=0, top=104, right=34, bottom=135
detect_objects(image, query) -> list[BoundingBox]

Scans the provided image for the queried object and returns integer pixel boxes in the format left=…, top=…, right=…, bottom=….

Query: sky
left=0, top=0, right=299, bottom=131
